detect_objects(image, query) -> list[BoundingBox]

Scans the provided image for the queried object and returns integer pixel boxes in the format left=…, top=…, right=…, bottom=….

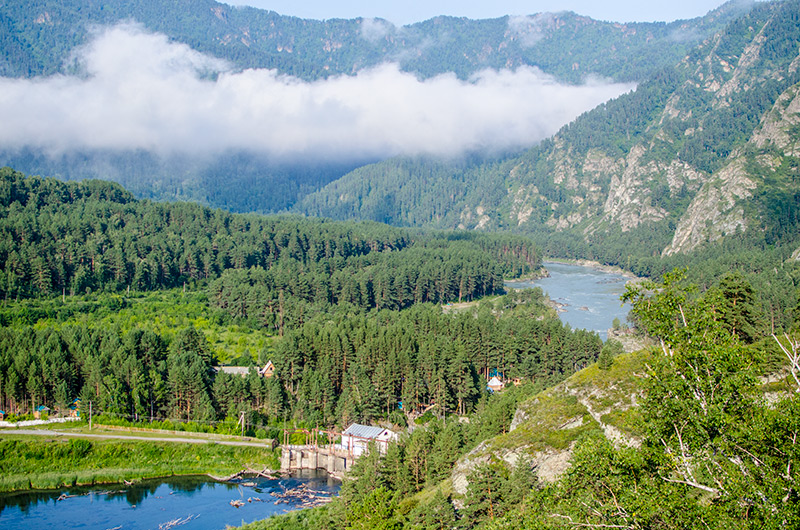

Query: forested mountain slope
left=0, top=0, right=745, bottom=82
left=301, top=0, right=800, bottom=264
left=0, top=0, right=751, bottom=212
left=0, top=167, right=539, bottom=308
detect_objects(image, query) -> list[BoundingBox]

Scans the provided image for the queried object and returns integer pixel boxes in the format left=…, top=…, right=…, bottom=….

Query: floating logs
left=211, top=465, right=283, bottom=483
left=57, top=490, right=126, bottom=501
left=269, top=482, right=334, bottom=508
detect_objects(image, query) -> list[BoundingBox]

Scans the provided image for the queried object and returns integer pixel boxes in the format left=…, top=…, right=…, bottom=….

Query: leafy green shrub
left=415, top=411, right=435, bottom=425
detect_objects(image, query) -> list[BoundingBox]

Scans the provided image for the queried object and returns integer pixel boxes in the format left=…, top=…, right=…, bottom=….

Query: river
left=0, top=471, right=338, bottom=530
left=506, top=261, right=633, bottom=340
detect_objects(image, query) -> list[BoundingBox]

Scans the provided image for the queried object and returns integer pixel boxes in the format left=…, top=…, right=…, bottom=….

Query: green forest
left=1, top=1, right=800, bottom=528
left=0, top=168, right=605, bottom=435
left=240, top=271, right=800, bottom=530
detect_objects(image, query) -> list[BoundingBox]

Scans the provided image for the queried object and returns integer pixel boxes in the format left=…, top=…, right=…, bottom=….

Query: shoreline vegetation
left=0, top=431, right=280, bottom=493
left=541, top=258, right=642, bottom=281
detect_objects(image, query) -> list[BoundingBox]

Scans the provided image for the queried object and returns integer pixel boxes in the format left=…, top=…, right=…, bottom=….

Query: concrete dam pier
left=280, top=445, right=351, bottom=475
left=279, top=425, right=396, bottom=476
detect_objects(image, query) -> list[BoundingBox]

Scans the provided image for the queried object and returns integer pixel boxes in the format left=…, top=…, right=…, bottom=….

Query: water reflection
left=0, top=471, right=339, bottom=530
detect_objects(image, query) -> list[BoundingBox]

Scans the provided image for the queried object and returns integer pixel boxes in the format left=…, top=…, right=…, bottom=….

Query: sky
left=222, top=0, right=731, bottom=25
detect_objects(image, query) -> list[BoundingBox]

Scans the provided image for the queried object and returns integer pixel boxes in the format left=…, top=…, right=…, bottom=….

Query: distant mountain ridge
left=1, top=0, right=749, bottom=82
left=0, top=0, right=755, bottom=213
left=299, top=0, right=800, bottom=265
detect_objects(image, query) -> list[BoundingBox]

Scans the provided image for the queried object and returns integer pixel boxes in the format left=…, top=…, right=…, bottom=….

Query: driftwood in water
left=245, top=465, right=280, bottom=478
left=211, top=465, right=281, bottom=483
left=269, top=482, right=333, bottom=508
left=57, top=489, right=126, bottom=501
left=157, top=514, right=198, bottom=529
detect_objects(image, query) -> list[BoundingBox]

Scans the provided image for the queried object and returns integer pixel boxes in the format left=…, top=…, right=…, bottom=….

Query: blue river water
left=506, top=261, right=633, bottom=340
left=0, top=471, right=338, bottom=530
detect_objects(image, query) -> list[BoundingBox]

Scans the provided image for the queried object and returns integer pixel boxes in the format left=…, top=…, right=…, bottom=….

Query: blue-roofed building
left=339, top=423, right=398, bottom=456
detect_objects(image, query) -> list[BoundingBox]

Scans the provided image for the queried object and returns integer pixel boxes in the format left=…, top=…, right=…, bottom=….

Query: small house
left=0, top=410, right=5, bottom=420
left=339, top=423, right=398, bottom=456
left=259, top=360, right=275, bottom=378
left=33, top=405, right=51, bottom=419
left=214, top=362, right=275, bottom=378
left=487, top=376, right=505, bottom=392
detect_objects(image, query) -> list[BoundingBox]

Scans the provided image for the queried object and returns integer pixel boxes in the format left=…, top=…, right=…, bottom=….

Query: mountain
left=0, top=0, right=748, bottom=83
left=0, top=0, right=752, bottom=211
left=300, top=0, right=800, bottom=264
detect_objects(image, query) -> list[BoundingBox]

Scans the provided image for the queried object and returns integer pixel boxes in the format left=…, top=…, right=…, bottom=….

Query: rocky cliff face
left=455, top=0, right=800, bottom=256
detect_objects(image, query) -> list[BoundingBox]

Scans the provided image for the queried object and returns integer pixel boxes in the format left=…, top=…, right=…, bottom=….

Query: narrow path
left=2, top=429, right=273, bottom=448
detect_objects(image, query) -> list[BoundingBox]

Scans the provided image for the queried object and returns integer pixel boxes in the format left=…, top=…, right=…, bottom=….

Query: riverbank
left=543, top=258, right=644, bottom=281
left=0, top=432, right=279, bottom=492
left=506, top=264, right=551, bottom=282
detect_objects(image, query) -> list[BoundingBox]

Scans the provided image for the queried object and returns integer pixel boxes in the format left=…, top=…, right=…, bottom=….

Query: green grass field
left=0, top=433, right=279, bottom=492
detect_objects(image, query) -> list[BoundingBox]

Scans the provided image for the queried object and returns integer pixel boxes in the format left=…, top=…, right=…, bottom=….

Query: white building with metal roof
left=339, top=423, right=398, bottom=456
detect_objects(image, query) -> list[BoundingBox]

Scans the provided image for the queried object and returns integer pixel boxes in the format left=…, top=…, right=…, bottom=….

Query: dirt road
left=2, top=429, right=273, bottom=448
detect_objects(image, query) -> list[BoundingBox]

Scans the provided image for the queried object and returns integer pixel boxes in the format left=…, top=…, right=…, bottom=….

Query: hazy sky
left=222, top=0, right=731, bottom=25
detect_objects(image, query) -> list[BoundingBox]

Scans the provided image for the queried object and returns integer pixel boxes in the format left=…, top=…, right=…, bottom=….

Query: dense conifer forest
left=0, top=169, right=603, bottom=436
left=1, top=1, right=799, bottom=528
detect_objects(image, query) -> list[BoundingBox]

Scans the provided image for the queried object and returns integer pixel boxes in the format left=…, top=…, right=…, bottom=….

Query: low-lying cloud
left=360, top=18, right=395, bottom=42
left=507, top=14, right=558, bottom=47
left=0, top=24, right=634, bottom=161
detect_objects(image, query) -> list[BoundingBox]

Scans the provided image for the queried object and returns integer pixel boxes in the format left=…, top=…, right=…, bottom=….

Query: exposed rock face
left=663, top=159, right=756, bottom=255
left=713, top=25, right=767, bottom=106
left=600, top=146, right=667, bottom=231
left=664, top=75, right=800, bottom=255
left=451, top=441, right=492, bottom=497
left=752, top=84, right=800, bottom=156
left=459, top=205, right=491, bottom=230
left=471, top=2, right=800, bottom=256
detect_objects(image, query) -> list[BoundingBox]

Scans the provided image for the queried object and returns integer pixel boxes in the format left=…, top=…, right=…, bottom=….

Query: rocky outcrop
left=451, top=351, right=648, bottom=498
left=600, top=146, right=666, bottom=231
left=664, top=74, right=800, bottom=255
left=752, top=84, right=800, bottom=156
left=662, top=159, right=756, bottom=255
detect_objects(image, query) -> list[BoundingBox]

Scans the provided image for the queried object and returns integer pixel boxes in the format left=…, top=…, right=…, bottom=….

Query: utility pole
left=239, top=411, right=245, bottom=437
left=89, top=401, right=93, bottom=430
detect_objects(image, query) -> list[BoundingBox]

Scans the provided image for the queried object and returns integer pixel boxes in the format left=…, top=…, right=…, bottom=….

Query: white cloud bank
left=0, top=24, right=634, bottom=161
